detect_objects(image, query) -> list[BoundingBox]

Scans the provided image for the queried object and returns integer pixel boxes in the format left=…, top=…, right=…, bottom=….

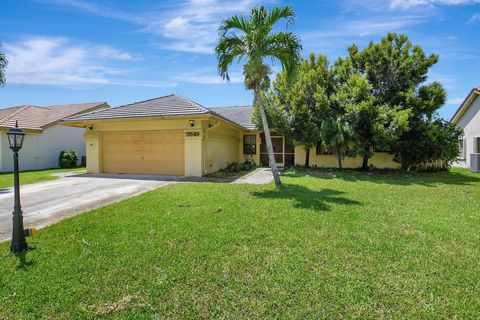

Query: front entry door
left=260, top=134, right=294, bottom=167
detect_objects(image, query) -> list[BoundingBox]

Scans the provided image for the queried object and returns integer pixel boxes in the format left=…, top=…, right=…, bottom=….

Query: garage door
left=102, top=131, right=185, bottom=175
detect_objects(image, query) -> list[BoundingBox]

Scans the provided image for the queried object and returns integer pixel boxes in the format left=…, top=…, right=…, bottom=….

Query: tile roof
left=64, top=94, right=209, bottom=121
left=64, top=94, right=258, bottom=130
left=0, top=102, right=108, bottom=130
left=211, top=106, right=256, bottom=130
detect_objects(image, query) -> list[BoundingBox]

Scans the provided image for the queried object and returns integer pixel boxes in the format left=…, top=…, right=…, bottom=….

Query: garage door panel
left=102, top=131, right=184, bottom=175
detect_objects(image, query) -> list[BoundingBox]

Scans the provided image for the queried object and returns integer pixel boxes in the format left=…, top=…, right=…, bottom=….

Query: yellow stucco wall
left=185, top=130, right=204, bottom=177
left=83, top=131, right=102, bottom=173
left=204, top=124, right=242, bottom=174
left=294, top=146, right=401, bottom=169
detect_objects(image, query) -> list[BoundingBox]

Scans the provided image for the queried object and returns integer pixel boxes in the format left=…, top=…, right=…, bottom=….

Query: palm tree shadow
left=14, top=247, right=36, bottom=270
left=252, top=184, right=361, bottom=211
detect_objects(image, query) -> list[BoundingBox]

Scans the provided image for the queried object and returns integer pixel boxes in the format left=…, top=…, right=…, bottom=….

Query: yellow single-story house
left=62, top=94, right=399, bottom=177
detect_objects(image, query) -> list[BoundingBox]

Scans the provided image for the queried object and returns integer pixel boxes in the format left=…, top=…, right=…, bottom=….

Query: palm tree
left=215, top=6, right=302, bottom=187
left=320, top=116, right=355, bottom=169
left=0, top=45, right=7, bottom=85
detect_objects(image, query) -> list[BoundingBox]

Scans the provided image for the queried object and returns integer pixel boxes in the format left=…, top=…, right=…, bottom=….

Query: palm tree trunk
left=254, top=87, right=282, bottom=187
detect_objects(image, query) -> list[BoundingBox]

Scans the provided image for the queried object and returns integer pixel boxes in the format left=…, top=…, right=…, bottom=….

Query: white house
left=451, top=87, right=480, bottom=170
left=0, top=102, right=109, bottom=172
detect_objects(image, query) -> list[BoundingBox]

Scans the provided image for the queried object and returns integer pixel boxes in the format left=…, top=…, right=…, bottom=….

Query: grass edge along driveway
left=0, top=168, right=479, bottom=319
left=0, top=167, right=85, bottom=189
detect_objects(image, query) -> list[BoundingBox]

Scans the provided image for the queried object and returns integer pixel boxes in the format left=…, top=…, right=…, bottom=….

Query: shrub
left=242, top=159, right=257, bottom=171
left=225, top=162, right=241, bottom=172
left=58, top=149, right=78, bottom=169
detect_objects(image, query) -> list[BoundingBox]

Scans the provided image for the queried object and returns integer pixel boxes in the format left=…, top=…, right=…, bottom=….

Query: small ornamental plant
left=58, top=149, right=78, bottom=168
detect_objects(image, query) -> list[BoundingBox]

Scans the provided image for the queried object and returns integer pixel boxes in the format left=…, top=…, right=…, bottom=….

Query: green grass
left=1, top=168, right=480, bottom=319
left=0, top=167, right=86, bottom=189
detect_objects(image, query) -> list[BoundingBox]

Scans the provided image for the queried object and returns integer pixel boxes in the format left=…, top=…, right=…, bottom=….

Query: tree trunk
left=362, top=155, right=369, bottom=170
left=305, top=147, right=310, bottom=168
left=254, top=87, right=282, bottom=187
left=336, top=146, right=343, bottom=169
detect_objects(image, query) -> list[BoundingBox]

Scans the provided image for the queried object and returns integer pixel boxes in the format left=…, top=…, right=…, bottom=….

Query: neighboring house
left=0, top=102, right=109, bottom=172
left=62, top=94, right=399, bottom=177
left=451, top=87, right=480, bottom=169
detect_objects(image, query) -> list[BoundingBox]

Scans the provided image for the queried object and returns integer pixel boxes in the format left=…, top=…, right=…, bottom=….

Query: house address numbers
left=185, top=131, right=201, bottom=137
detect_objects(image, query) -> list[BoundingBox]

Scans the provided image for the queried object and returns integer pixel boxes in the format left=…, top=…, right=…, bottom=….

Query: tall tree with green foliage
left=216, top=6, right=302, bottom=186
left=259, top=53, right=333, bottom=167
left=347, top=33, right=451, bottom=170
left=0, top=45, right=7, bottom=85
left=333, top=62, right=410, bottom=169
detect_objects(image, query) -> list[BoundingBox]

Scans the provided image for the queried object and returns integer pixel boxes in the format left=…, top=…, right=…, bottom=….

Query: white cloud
left=390, top=0, right=480, bottom=9
left=3, top=36, right=149, bottom=86
left=301, top=15, right=422, bottom=46
left=95, top=46, right=142, bottom=61
left=147, top=0, right=260, bottom=54
left=39, top=0, right=265, bottom=54
left=36, top=0, right=142, bottom=23
left=172, top=68, right=243, bottom=84
left=468, top=13, right=480, bottom=23
left=4, top=35, right=240, bottom=87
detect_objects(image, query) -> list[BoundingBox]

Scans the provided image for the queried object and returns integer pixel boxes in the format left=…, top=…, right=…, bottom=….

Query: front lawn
left=1, top=168, right=479, bottom=319
left=0, top=167, right=86, bottom=189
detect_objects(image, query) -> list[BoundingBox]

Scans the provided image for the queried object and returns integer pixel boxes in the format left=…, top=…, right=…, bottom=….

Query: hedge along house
left=0, top=102, right=109, bottom=172
left=62, top=94, right=399, bottom=177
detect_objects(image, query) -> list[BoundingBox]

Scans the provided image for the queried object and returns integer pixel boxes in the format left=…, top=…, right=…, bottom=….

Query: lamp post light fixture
left=7, top=121, right=27, bottom=253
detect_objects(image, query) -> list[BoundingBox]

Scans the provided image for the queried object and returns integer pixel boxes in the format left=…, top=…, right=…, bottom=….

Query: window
left=316, top=143, right=333, bottom=155
left=243, top=135, right=256, bottom=155
left=475, top=137, right=480, bottom=154
left=459, top=138, right=466, bottom=159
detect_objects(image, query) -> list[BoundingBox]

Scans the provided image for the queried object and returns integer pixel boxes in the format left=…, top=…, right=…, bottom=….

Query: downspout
left=203, top=120, right=221, bottom=174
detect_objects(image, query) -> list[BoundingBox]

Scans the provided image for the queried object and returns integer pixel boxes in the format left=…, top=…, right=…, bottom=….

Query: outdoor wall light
left=7, top=121, right=27, bottom=253
left=87, top=124, right=93, bottom=130
left=189, top=120, right=195, bottom=128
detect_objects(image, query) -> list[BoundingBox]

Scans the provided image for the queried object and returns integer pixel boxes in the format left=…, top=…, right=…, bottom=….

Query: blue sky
left=1, top=0, right=479, bottom=119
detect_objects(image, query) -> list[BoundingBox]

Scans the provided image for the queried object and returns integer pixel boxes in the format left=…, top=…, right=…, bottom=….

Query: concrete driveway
left=0, top=173, right=178, bottom=241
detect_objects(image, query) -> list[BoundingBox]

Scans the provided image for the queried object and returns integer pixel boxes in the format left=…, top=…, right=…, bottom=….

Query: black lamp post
left=7, top=121, right=27, bottom=253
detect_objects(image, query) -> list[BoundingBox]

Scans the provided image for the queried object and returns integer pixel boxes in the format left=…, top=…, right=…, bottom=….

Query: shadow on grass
left=283, top=167, right=480, bottom=187
left=14, top=247, right=36, bottom=270
left=252, top=184, right=361, bottom=211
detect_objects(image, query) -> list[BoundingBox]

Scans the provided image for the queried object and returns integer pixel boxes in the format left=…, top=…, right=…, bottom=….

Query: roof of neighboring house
left=64, top=94, right=258, bottom=130
left=0, top=102, right=108, bottom=130
left=451, top=87, right=480, bottom=124
left=211, top=106, right=256, bottom=130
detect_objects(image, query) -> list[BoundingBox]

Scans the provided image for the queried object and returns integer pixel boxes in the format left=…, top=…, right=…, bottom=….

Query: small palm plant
left=215, top=6, right=302, bottom=187
left=321, top=116, right=355, bottom=169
